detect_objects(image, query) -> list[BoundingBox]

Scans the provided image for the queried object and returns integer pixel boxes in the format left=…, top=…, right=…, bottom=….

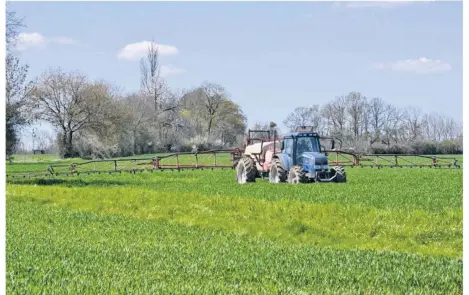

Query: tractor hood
left=299, top=152, right=329, bottom=172
left=299, top=152, right=328, bottom=166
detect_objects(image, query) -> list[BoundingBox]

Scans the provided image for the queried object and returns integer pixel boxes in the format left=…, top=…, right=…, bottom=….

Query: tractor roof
left=295, top=126, right=314, bottom=132
left=284, top=132, right=319, bottom=138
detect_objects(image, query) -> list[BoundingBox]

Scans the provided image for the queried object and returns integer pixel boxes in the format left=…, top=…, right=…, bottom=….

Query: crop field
left=6, top=154, right=463, bottom=294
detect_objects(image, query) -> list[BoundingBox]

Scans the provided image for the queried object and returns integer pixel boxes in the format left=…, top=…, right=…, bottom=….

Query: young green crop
left=6, top=155, right=463, bottom=294
left=7, top=200, right=462, bottom=295
left=7, top=176, right=462, bottom=257
left=9, top=167, right=462, bottom=212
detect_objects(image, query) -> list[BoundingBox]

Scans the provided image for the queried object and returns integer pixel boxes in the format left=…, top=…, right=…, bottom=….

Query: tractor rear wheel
left=269, top=158, right=287, bottom=183
left=236, top=155, right=257, bottom=184
left=332, top=166, right=347, bottom=183
left=288, top=165, right=308, bottom=184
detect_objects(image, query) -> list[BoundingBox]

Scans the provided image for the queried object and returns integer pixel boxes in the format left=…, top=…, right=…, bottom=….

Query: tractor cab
left=280, top=127, right=329, bottom=173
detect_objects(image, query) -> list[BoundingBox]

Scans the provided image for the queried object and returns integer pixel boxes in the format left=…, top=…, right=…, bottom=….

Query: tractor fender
left=263, top=150, right=274, bottom=172
left=273, top=153, right=292, bottom=171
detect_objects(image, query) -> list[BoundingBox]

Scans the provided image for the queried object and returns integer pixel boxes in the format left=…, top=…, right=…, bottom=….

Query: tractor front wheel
left=288, top=165, right=308, bottom=184
left=269, top=158, right=287, bottom=183
left=236, top=155, right=257, bottom=184
left=332, top=166, right=347, bottom=183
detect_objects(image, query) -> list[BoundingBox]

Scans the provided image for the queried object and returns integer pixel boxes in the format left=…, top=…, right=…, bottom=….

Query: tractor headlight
left=301, top=158, right=315, bottom=172
left=302, top=158, right=315, bottom=166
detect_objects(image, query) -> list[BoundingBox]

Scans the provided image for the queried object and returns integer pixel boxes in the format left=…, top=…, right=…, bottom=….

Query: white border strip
left=7, top=0, right=433, bottom=2
left=0, top=1, right=463, bottom=294
left=1, top=2, right=6, bottom=295
left=462, top=0, right=468, bottom=292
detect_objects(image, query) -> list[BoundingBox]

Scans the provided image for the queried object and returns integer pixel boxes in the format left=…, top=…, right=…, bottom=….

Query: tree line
left=6, top=8, right=462, bottom=158
left=277, top=92, right=462, bottom=154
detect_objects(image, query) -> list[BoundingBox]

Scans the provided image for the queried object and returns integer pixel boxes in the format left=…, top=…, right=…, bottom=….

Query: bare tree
left=119, top=94, right=154, bottom=155
left=139, top=42, right=181, bottom=147
left=442, top=117, right=459, bottom=140
left=421, top=112, right=460, bottom=142
left=5, top=8, right=34, bottom=155
left=345, top=92, right=367, bottom=139
left=6, top=7, right=24, bottom=53
left=283, top=105, right=322, bottom=133
left=140, top=41, right=167, bottom=111
left=252, top=122, right=270, bottom=131
left=402, top=107, right=423, bottom=141
left=421, top=113, right=432, bottom=141
left=34, top=130, right=55, bottom=152
left=321, top=96, right=347, bottom=136
left=31, top=69, right=115, bottom=158
left=361, top=101, right=370, bottom=139
left=381, top=106, right=402, bottom=146
left=157, top=90, right=183, bottom=143
left=368, top=97, right=392, bottom=145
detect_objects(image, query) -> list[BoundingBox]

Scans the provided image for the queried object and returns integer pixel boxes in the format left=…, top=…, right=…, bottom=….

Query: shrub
left=437, top=140, right=462, bottom=154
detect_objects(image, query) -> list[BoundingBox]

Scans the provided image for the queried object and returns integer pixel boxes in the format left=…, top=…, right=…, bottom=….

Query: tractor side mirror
left=281, top=141, right=285, bottom=151
left=320, top=145, right=328, bottom=156
left=331, top=140, right=335, bottom=150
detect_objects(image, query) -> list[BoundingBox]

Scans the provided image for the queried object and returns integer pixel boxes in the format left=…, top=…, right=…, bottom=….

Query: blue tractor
left=235, top=126, right=346, bottom=184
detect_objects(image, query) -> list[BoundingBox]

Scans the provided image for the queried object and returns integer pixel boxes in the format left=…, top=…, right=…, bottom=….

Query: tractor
left=235, top=126, right=346, bottom=184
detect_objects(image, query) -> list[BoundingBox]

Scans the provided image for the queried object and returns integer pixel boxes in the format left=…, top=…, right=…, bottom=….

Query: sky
left=9, top=1, right=463, bottom=149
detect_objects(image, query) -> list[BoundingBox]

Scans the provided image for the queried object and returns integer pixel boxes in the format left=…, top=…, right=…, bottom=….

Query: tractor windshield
left=296, top=136, right=320, bottom=155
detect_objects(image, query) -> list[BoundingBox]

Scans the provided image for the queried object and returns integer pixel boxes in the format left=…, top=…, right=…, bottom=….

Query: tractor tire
left=288, top=165, right=308, bottom=184
left=269, top=158, right=287, bottom=183
left=332, top=166, right=347, bottom=183
left=236, top=155, right=257, bottom=184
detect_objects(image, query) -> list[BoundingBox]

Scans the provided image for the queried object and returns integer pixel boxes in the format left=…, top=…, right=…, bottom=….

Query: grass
left=6, top=154, right=463, bottom=294
left=7, top=201, right=462, bottom=295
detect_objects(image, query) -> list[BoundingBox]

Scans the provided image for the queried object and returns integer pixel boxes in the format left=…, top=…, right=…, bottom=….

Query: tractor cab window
left=296, top=136, right=320, bottom=155
left=284, top=138, right=293, bottom=155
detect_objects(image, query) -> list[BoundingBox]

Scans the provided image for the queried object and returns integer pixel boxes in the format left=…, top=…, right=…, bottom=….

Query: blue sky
left=9, top=1, right=462, bottom=148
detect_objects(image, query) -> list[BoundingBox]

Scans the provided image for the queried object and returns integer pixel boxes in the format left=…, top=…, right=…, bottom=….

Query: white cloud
left=16, top=32, right=46, bottom=51
left=16, top=32, right=81, bottom=51
left=161, top=65, right=186, bottom=77
left=372, top=57, right=452, bottom=74
left=117, top=41, right=179, bottom=61
left=334, top=1, right=414, bottom=9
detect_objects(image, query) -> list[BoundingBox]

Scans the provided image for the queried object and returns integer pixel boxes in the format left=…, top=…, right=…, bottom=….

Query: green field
left=6, top=155, right=463, bottom=294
